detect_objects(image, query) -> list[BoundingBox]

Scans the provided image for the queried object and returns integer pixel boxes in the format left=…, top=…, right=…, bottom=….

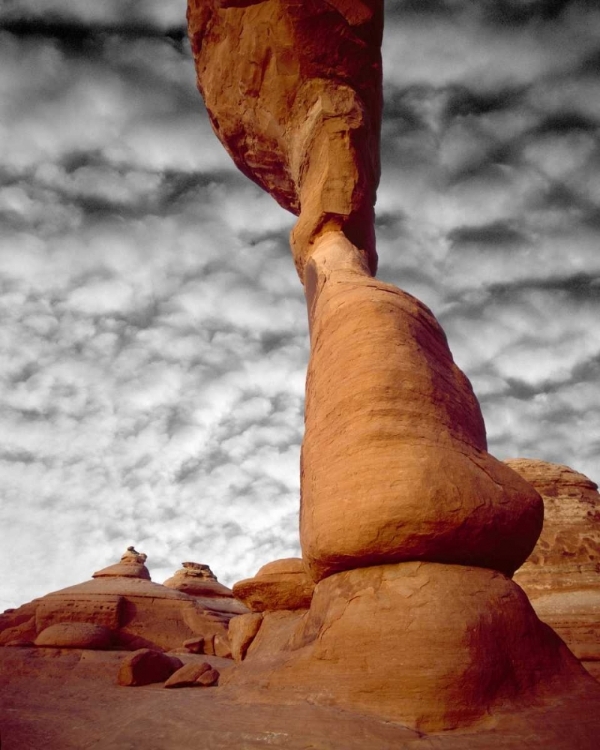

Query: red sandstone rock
left=228, top=613, right=264, bottom=662
left=0, top=551, right=238, bottom=654
left=232, top=558, right=315, bottom=612
left=187, top=0, right=383, bottom=278
left=34, top=623, right=113, bottom=650
left=93, top=546, right=151, bottom=580
left=117, top=649, right=183, bottom=687
left=164, top=661, right=214, bottom=688
left=223, top=561, right=598, bottom=732
left=196, top=667, right=220, bottom=686
left=508, top=459, right=600, bottom=679
left=164, top=561, right=249, bottom=617
left=300, top=233, right=543, bottom=581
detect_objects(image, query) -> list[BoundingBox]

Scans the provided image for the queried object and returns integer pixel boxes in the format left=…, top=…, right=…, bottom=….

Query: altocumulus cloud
left=0, top=0, right=599, bottom=609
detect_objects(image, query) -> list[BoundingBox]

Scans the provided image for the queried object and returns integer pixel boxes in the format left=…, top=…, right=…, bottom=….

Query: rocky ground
left=2, top=645, right=600, bottom=750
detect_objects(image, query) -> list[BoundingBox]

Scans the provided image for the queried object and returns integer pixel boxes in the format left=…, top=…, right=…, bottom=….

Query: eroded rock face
left=92, top=545, right=151, bottom=580
left=300, top=234, right=544, bottom=581
left=187, top=0, right=383, bottom=278
left=222, top=561, right=598, bottom=732
left=508, top=459, right=600, bottom=679
left=0, top=550, right=239, bottom=654
left=232, top=558, right=315, bottom=612
left=34, top=623, right=113, bottom=650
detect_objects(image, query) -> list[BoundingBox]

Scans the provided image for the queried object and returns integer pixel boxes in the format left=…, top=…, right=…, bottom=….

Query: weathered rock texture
left=34, top=622, right=113, bottom=650
left=164, top=561, right=248, bottom=617
left=93, top=546, right=150, bottom=580
left=300, top=234, right=543, bottom=581
left=0, top=550, right=240, bottom=653
left=117, top=649, right=183, bottom=687
left=164, top=661, right=220, bottom=688
left=508, top=459, right=600, bottom=680
left=187, top=0, right=383, bottom=278
left=223, top=561, right=600, bottom=732
left=187, top=0, right=600, bottom=739
left=232, top=558, right=314, bottom=612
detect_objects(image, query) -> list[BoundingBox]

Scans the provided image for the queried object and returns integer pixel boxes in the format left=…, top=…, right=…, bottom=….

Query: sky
left=1, top=0, right=599, bottom=610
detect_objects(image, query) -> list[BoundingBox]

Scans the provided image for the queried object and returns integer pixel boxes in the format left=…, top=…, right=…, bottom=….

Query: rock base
left=223, top=561, right=600, bottom=733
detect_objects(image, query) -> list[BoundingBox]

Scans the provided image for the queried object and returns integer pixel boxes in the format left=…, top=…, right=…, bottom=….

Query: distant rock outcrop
left=507, top=459, right=600, bottom=680
left=0, top=549, right=245, bottom=654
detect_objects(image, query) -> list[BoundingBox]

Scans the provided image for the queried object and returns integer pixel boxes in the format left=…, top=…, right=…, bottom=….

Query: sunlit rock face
left=187, top=0, right=383, bottom=278
left=187, top=0, right=600, bottom=737
left=0, top=550, right=242, bottom=653
left=508, top=459, right=600, bottom=680
left=300, top=233, right=544, bottom=581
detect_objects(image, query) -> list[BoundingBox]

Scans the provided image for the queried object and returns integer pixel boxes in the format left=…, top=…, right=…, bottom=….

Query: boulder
left=508, top=459, right=600, bottom=679
left=223, top=561, right=599, bottom=732
left=300, top=233, right=543, bottom=581
left=34, top=623, right=113, bottom=650
left=164, top=661, right=219, bottom=688
left=117, top=649, right=183, bottom=687
left=187, top=0, right=383, bottom=278
left=228, top=613, right=264, bottom=662
left=232, top=558, right=315, bottom=612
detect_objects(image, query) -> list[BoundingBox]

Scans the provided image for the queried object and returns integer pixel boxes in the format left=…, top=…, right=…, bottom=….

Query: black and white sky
left=1, top=0, right=599, bottom=609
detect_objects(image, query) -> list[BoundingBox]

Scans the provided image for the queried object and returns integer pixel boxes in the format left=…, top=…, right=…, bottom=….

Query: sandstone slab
left=232, top=558, right=315, bottom=612
left=34, top=622, right=113, bottom=650
left=508, top=459, right=600, bottom=679
left=228, top=613, right=264, bottom=662
left=164, top=661, right=214, bottom=688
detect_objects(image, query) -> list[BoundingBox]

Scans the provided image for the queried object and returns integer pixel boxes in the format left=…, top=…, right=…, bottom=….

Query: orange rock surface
left=164, top=561, right=249, bottom=617
left=0, top=550, right=238, bottom=653
left=508, top=459, right=600, bottom=679
left=300, top=234, right=543, bottom=580
left=232, top=558, right=314, bottom=612
left=223, top=561, right=600, bottom=732
left=187, top=0, right=383, bottom=278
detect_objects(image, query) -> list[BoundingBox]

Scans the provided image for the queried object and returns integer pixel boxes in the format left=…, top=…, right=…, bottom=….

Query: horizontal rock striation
left=508, top=459, right=600, bottom=679
left=300, top=234, right=544, bottom=581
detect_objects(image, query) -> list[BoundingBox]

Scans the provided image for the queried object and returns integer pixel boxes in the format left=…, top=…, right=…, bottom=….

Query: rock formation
left=507, top=459, right=600, bottom=680
left=117, top=648, right=184, bottom=687
left=164, top=561, right=248, bottom=617
left=232, top=558, right=314, bottom=612
left=187, top=0, right=600, bottom=736
left=187, top=0, right=383, bottom=279
left=0, top=549, right=245, bottom=653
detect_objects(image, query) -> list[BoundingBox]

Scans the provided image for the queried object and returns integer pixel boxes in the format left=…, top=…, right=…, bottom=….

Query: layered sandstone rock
left=0, top=550, right=238, bottom=653
left=300, top=234, right=543, bottom=581
left=117, top=649, right=183, bottom=687
left=232, top=558, right=314, bottom=612
left=164, top=562, right=249, bottom=617
left=508, top=459, right=600, bottom=679
left=187, top=0, right=383, bottom=278
left=223, top=562, right=599, bottom=732
left=93, top=546, right=150, bottom=580
left=187, top=1, right=600, bottom=739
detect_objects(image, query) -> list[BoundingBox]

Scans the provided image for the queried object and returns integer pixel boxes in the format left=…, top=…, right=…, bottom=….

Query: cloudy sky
left=1, top=0, right=599, bottom=610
